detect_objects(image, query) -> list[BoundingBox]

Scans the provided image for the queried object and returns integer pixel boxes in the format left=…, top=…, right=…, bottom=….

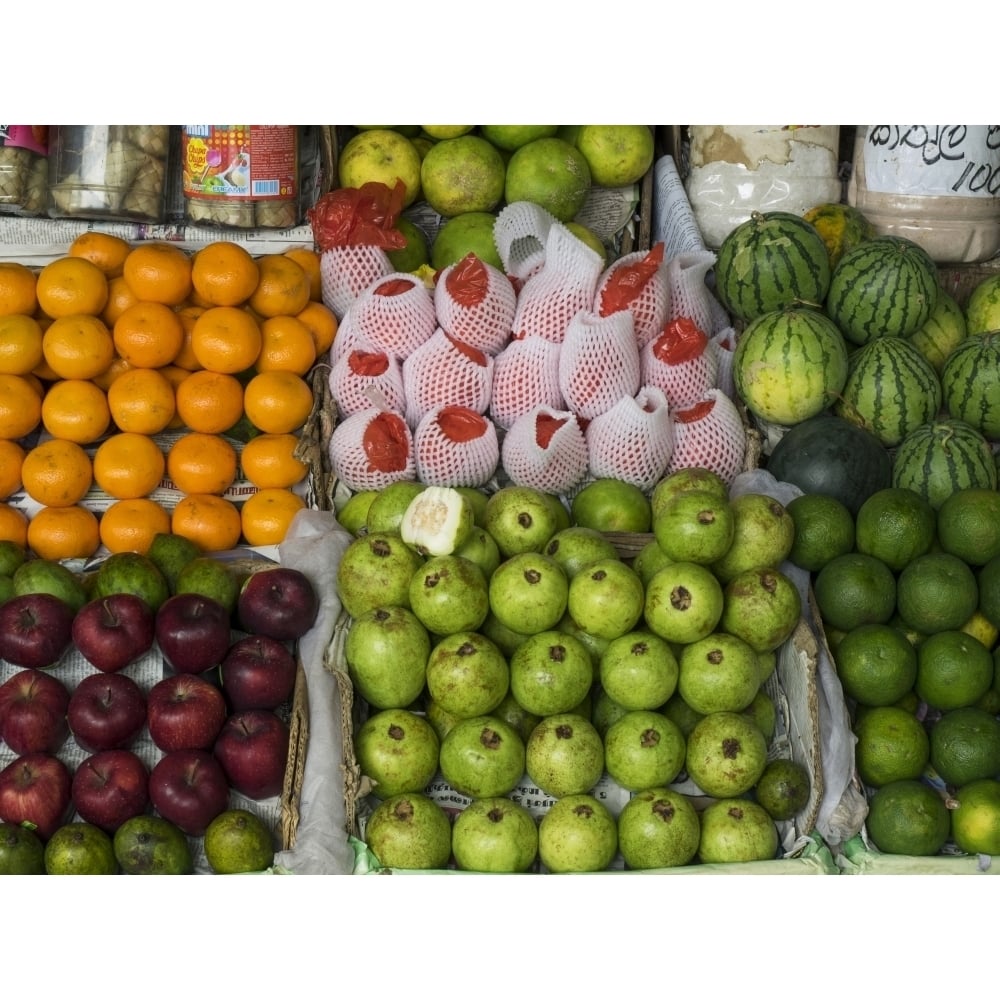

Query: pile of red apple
left=0, top=563, right=319, bottom=862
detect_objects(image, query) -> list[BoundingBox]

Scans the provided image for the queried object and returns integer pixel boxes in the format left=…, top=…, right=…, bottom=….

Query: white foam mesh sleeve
left=413, top=405, right=500, bottom=488
left=500, top=404, right=590, bottom=496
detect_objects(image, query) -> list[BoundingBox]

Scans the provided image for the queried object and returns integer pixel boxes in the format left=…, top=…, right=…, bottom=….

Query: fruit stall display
left=308, top=126, right=852, bottom=874
left=710, top=198, right=1000, bottom=872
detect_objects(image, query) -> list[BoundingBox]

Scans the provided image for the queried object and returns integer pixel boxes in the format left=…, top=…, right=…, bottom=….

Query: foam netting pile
left=322, top=201, right=746, bottom=497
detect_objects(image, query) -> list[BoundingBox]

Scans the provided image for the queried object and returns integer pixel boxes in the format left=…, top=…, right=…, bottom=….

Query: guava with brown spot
left=616, top=787, right=700, bottom=869
left=697, top=798, right=779, bottom=864
left=685, top=710, right=768, bottom=798
left=719, top=566, right=802, bottom=654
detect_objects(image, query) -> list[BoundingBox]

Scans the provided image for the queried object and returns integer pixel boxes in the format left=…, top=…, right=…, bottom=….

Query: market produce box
left=0, top=553, right=309, bottom=874
left=330, top=608, right=838, bottom=875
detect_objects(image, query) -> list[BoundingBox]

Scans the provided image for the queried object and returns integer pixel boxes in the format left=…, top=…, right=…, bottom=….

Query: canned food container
left=0, top=125, right=50, bottom=216
left=181, top=125, right=300, bottom=230
left=47, top=125, right=171, bottom=223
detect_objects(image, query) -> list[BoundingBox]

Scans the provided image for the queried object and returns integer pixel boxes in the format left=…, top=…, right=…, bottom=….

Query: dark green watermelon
left=766, top=412, right=892, bottom=515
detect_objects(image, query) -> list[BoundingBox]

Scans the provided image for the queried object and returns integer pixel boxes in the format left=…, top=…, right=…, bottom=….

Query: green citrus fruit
left=834, top=622, right=918, bottom=707
left=854, top=487, right=936, bottom=572
left=575, top=125, right=655, bottom=188
left=204, top=809, right=274, bottom=874
left=896, top=551, right=979, bottom=635
left=386, top=217, right=430, bottom=273
left=950, top=777, right=1000, bottom=854
left=854, top=705, right=930, bottom=788
left=929, top=706, right=1000, bottom=788
left=813, top=552, right=897, bottom=632
left=338, top=129, right=422, bottom=208
left=564, top=222, right=607, bottom=264
left=915, top=630, right=994, bottom=711
left=785, top=493, right=855, bottom=573
left=430, top=212, right=503, bottom=271
left=937, top=487, right=1000, bottom=566
left=419, top=125, right=474, bottom=139
left=44, top=822, right=118, bottom=875
left=479, top=125, right=559, bottom=152
left=570, top=478, right=651, bottom=533
left=965, top=272, right=1000, bottom=336
left=754, top=758, right=811, bottom=820
left=419, top=136, right=506, bottom=218
left=977, top=553, right=1000, bottom=631
left=865, top=778, right=950, bottom=855
left=504, top=137, right=592, bottom=222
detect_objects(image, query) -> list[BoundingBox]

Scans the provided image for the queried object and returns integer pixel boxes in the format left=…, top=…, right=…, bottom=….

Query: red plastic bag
left=597, top=242, right=665, bottom=315
left=307, top=180, right=408, bottom=252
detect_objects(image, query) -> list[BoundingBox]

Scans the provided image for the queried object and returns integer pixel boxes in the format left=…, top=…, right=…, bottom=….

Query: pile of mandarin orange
left=0, top=234, right=338, bottom=561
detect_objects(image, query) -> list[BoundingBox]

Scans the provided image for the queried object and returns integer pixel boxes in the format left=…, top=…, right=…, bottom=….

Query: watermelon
left=941, top=332, right=1000, bottom=440
left=906, top=288, right=967, bottom=373
left=825, top=235, right=939, bottom=346
left=714, top=211, right=831, bottom=324
left=833, top=336, right=942, bottom=447
left=732, top=306, right=849, bottom=426
left=965, top=273, right=1000, bottom=335
left=766, top=412, right=892, bottom=516
left=892, top=419, right=998, bottom=510
left=802, top=202, right=877, bottom=268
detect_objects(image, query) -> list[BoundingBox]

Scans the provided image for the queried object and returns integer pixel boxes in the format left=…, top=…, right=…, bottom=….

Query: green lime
left=785, top=493, right=855, bottom=573
left=113, top=815, right=194, bottom=875
left=44, top=822, right=118, bottom=875
left=977, top=553, right=1000, bottom=631
left=0, top=821, right=46, bottom=874
left=937, top=487, right=1000, bottom=566
left=929, top=706, right=1000, bottom=788
left=813, top=552, right=897, bottom=632
left=204, top=809, right=274, bottom=875
left=854, top=487, right=936, bottom=572
left=915, top=630, right=994, bottom=711
left=480, top=125, right=560, bottom=152
left=865, top=779, right=950, bottom=855
left=833, top=623, right=918, bottom=707
left=896, top=551, right=979, bottom=635
left=754, top=758, right=811, bottom=820
left=386, top=218, right=430, bottom=274
left=146, top=532, right=202, bottom=594
left=854, top=705, right=930, bottom=788
left=570, top=479, right=651, bottom=533
left=950, top=777, right=1000, bottom=854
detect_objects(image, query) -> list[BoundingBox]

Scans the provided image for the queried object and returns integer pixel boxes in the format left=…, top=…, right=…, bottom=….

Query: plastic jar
left=684, top=125, right=842, bottom=248
left=847, top=125, right=1000, bottom=264
left=47, top=125, right=171, bottom=223
left=180, top=125, right=300, bottom=230
left=0, top=125, right=49, bottom=216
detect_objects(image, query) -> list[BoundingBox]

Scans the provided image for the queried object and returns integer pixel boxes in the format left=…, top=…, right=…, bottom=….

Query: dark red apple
left=155, top=592, right=233, bottom=674
left=0, top=592, right=75, bottom=670
left=213, top=708, right=290, bottom=801
left=71, top=749, right=149, bottom=833
left=71, top=593, right=156, bottom=673
left=148, top=749, right=230, bottom=836
left=219, top=634, right=298, bottom=712
left=67, top=672, right=147, bottom=753
left=236, top=566, right=319, bottom=642
left=0, top=752, right=73, bottom=841
left=0, top=668, right=70, bottom=755
left=147, top=673, right=228, bottom=753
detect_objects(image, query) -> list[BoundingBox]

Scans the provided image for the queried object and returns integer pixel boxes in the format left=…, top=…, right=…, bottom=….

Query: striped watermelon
left=714, top=211, right=831, bottom=324
left=802, top=202, right=877, bottom=268
left=826, top=236, right=939, bottom=346
left=941, top=332, right=1000, bottom=440
left=906, top=288, right=967, bottom=373
left=732, top=306, right=849, bottom=426
left=833, top=336, right=942, bottom=447
left=892, top=419, right=998, bottom=510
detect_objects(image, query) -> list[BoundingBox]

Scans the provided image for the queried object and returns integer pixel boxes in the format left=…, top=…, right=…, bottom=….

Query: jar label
left=862, top=125, right=1000, bottom=199
left=0, top=125, right=48, bottom=155
left=181, top=125, right=297, bottom=202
